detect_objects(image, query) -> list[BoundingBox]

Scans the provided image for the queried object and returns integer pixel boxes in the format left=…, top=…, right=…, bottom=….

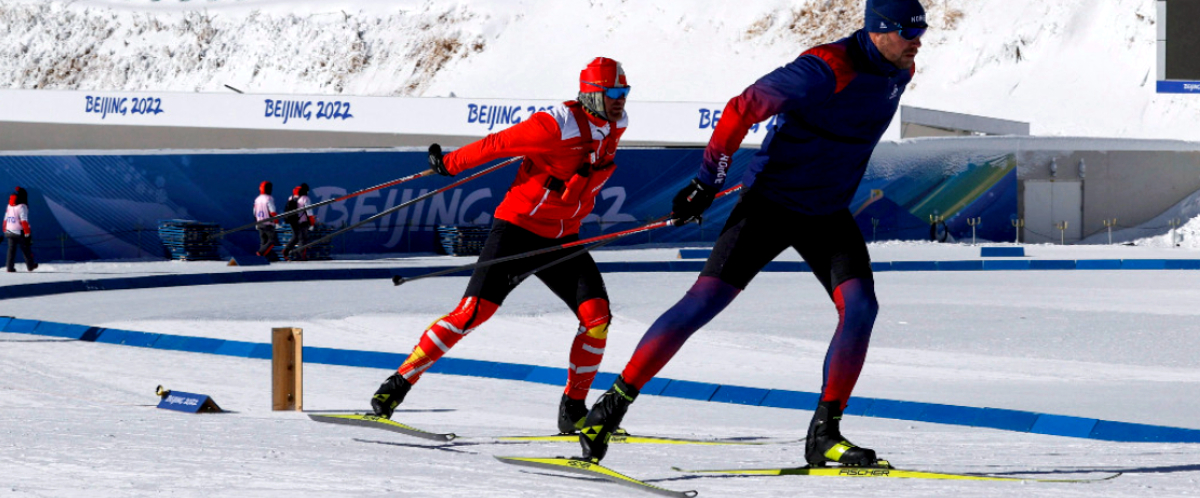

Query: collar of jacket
left=853, top=29, right=903, bottom=77
left=576, top=101, right=615, bottom=128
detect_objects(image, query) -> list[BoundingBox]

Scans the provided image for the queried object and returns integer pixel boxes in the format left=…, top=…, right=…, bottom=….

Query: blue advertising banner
left=1156, top=81, right=1200, bottom=94
left=0, top=146, right=1015, bottom=261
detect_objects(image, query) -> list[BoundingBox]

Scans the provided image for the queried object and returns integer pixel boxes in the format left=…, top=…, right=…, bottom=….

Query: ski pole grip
left=392, top=275, right=406, bottom=286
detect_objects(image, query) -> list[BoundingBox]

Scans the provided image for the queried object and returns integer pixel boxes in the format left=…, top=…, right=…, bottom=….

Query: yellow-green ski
left=672, top=461, right=1121, bottom=483
left=497, top=456, right=697, bottom=498
left=308, top=413, right=457, bottom=442
left=492, top=433, right=778, bottom=445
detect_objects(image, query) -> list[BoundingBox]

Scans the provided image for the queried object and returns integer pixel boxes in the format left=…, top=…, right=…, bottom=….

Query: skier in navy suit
left=580, top=0, right=928, bottom=468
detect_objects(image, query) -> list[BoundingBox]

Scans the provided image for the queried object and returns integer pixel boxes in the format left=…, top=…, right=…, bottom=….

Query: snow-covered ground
left=2, top=0, right=1198, bottom=141
left=3, top=243, right=1200, bottom=497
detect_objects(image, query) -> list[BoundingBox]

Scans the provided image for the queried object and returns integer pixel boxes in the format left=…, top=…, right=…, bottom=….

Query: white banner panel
left=0, top=89, right=769, bottom=146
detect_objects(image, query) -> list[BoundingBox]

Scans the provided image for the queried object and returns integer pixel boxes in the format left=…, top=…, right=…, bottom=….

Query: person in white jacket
left=253, top=181, right=280, bottom=260
left=4, top=186, right=37, bottom=273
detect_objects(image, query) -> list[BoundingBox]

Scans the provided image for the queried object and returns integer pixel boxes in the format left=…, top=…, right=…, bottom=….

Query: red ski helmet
left=260, top=181, right=273, bottom=195
left=579, top=57, right=629, bottom=95
left=578, top=57, right=629, bottom=121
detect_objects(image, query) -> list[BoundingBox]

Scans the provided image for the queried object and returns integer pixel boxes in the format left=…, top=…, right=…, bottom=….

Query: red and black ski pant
left=397, top=220, right=610, bottom=401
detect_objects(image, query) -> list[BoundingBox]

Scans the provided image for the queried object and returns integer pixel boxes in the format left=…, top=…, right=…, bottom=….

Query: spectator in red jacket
left=4, top=186, right=38, bottom=272
left=370, top=57, right=631, bottom=435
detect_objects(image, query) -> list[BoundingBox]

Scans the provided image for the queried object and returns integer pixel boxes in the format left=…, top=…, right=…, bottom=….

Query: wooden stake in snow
left=272, top=327, right=303, bottom=411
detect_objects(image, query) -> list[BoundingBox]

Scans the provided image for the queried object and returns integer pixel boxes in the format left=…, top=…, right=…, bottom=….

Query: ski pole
left=508, top=236, right=624, bottom=287
left=295, top=156, right=522, bottom=253
left=393, top=218, right=678, bottom=287
left=506, top=184, right=744, bottom=285
left=209, top=168, right=438, bottom=240
left=395, top=184, right=744, bottom=287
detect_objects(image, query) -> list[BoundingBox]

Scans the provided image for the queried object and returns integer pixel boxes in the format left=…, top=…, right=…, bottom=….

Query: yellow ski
left=497, top=456, right=697, bottom=497
left=672, top=461, right=1121, bottom=483
left=308, top=413, right=457, bottom=442
left=493, top=433, right=778, bottom=445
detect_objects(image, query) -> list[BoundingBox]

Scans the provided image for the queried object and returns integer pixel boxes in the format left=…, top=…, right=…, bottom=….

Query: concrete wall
left=900, top=123, right=977, bottom=139
left=877, top=136, right=1200, bottom=244
left=900, top=106, right=1030, bottom=138
left=1013, top=147, right=1200, bottom=241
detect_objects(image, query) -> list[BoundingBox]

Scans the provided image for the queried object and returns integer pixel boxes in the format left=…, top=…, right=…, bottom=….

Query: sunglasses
left=872, top=7, right=927, bottom=41
left=582, top=81, right=632, bottom=99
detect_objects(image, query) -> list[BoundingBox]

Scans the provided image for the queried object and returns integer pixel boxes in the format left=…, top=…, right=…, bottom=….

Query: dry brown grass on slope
left=745, top=0, right=964, bottom=47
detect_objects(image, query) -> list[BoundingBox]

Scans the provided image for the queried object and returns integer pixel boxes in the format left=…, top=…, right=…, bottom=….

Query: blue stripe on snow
left=5, top=317, right=1200, bottom=444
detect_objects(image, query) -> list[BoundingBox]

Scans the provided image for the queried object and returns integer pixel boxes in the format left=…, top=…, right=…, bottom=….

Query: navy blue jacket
left=699, top=30, right=913, bottom=215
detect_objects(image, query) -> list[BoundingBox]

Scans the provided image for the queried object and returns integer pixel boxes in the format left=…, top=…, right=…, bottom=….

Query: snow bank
left=5, top=0, right=1196, bottom=141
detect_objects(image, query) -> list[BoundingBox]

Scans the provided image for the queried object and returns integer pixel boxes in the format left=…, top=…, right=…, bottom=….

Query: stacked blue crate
left=436, top=225, right=491, bottom=256
left=158, top=220, right=222, bottom=261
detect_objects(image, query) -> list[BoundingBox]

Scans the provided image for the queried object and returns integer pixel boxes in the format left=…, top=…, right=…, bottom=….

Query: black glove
left=671, top=178, right=716, bottom=224
left=428, top=143, right=452, bottom=177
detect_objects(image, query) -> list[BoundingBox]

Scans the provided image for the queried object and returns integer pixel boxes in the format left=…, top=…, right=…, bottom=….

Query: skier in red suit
left=371, top=57, right=631, bottom=435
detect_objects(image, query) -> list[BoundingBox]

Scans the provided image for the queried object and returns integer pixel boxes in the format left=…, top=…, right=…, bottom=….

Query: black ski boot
left=579, top=376, right=638, bottom=462
left=370, top=373, right=412, bottom=419
left=558, top=394, right=589, bottom=434
left=805, top=400, right=879, bottom=467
